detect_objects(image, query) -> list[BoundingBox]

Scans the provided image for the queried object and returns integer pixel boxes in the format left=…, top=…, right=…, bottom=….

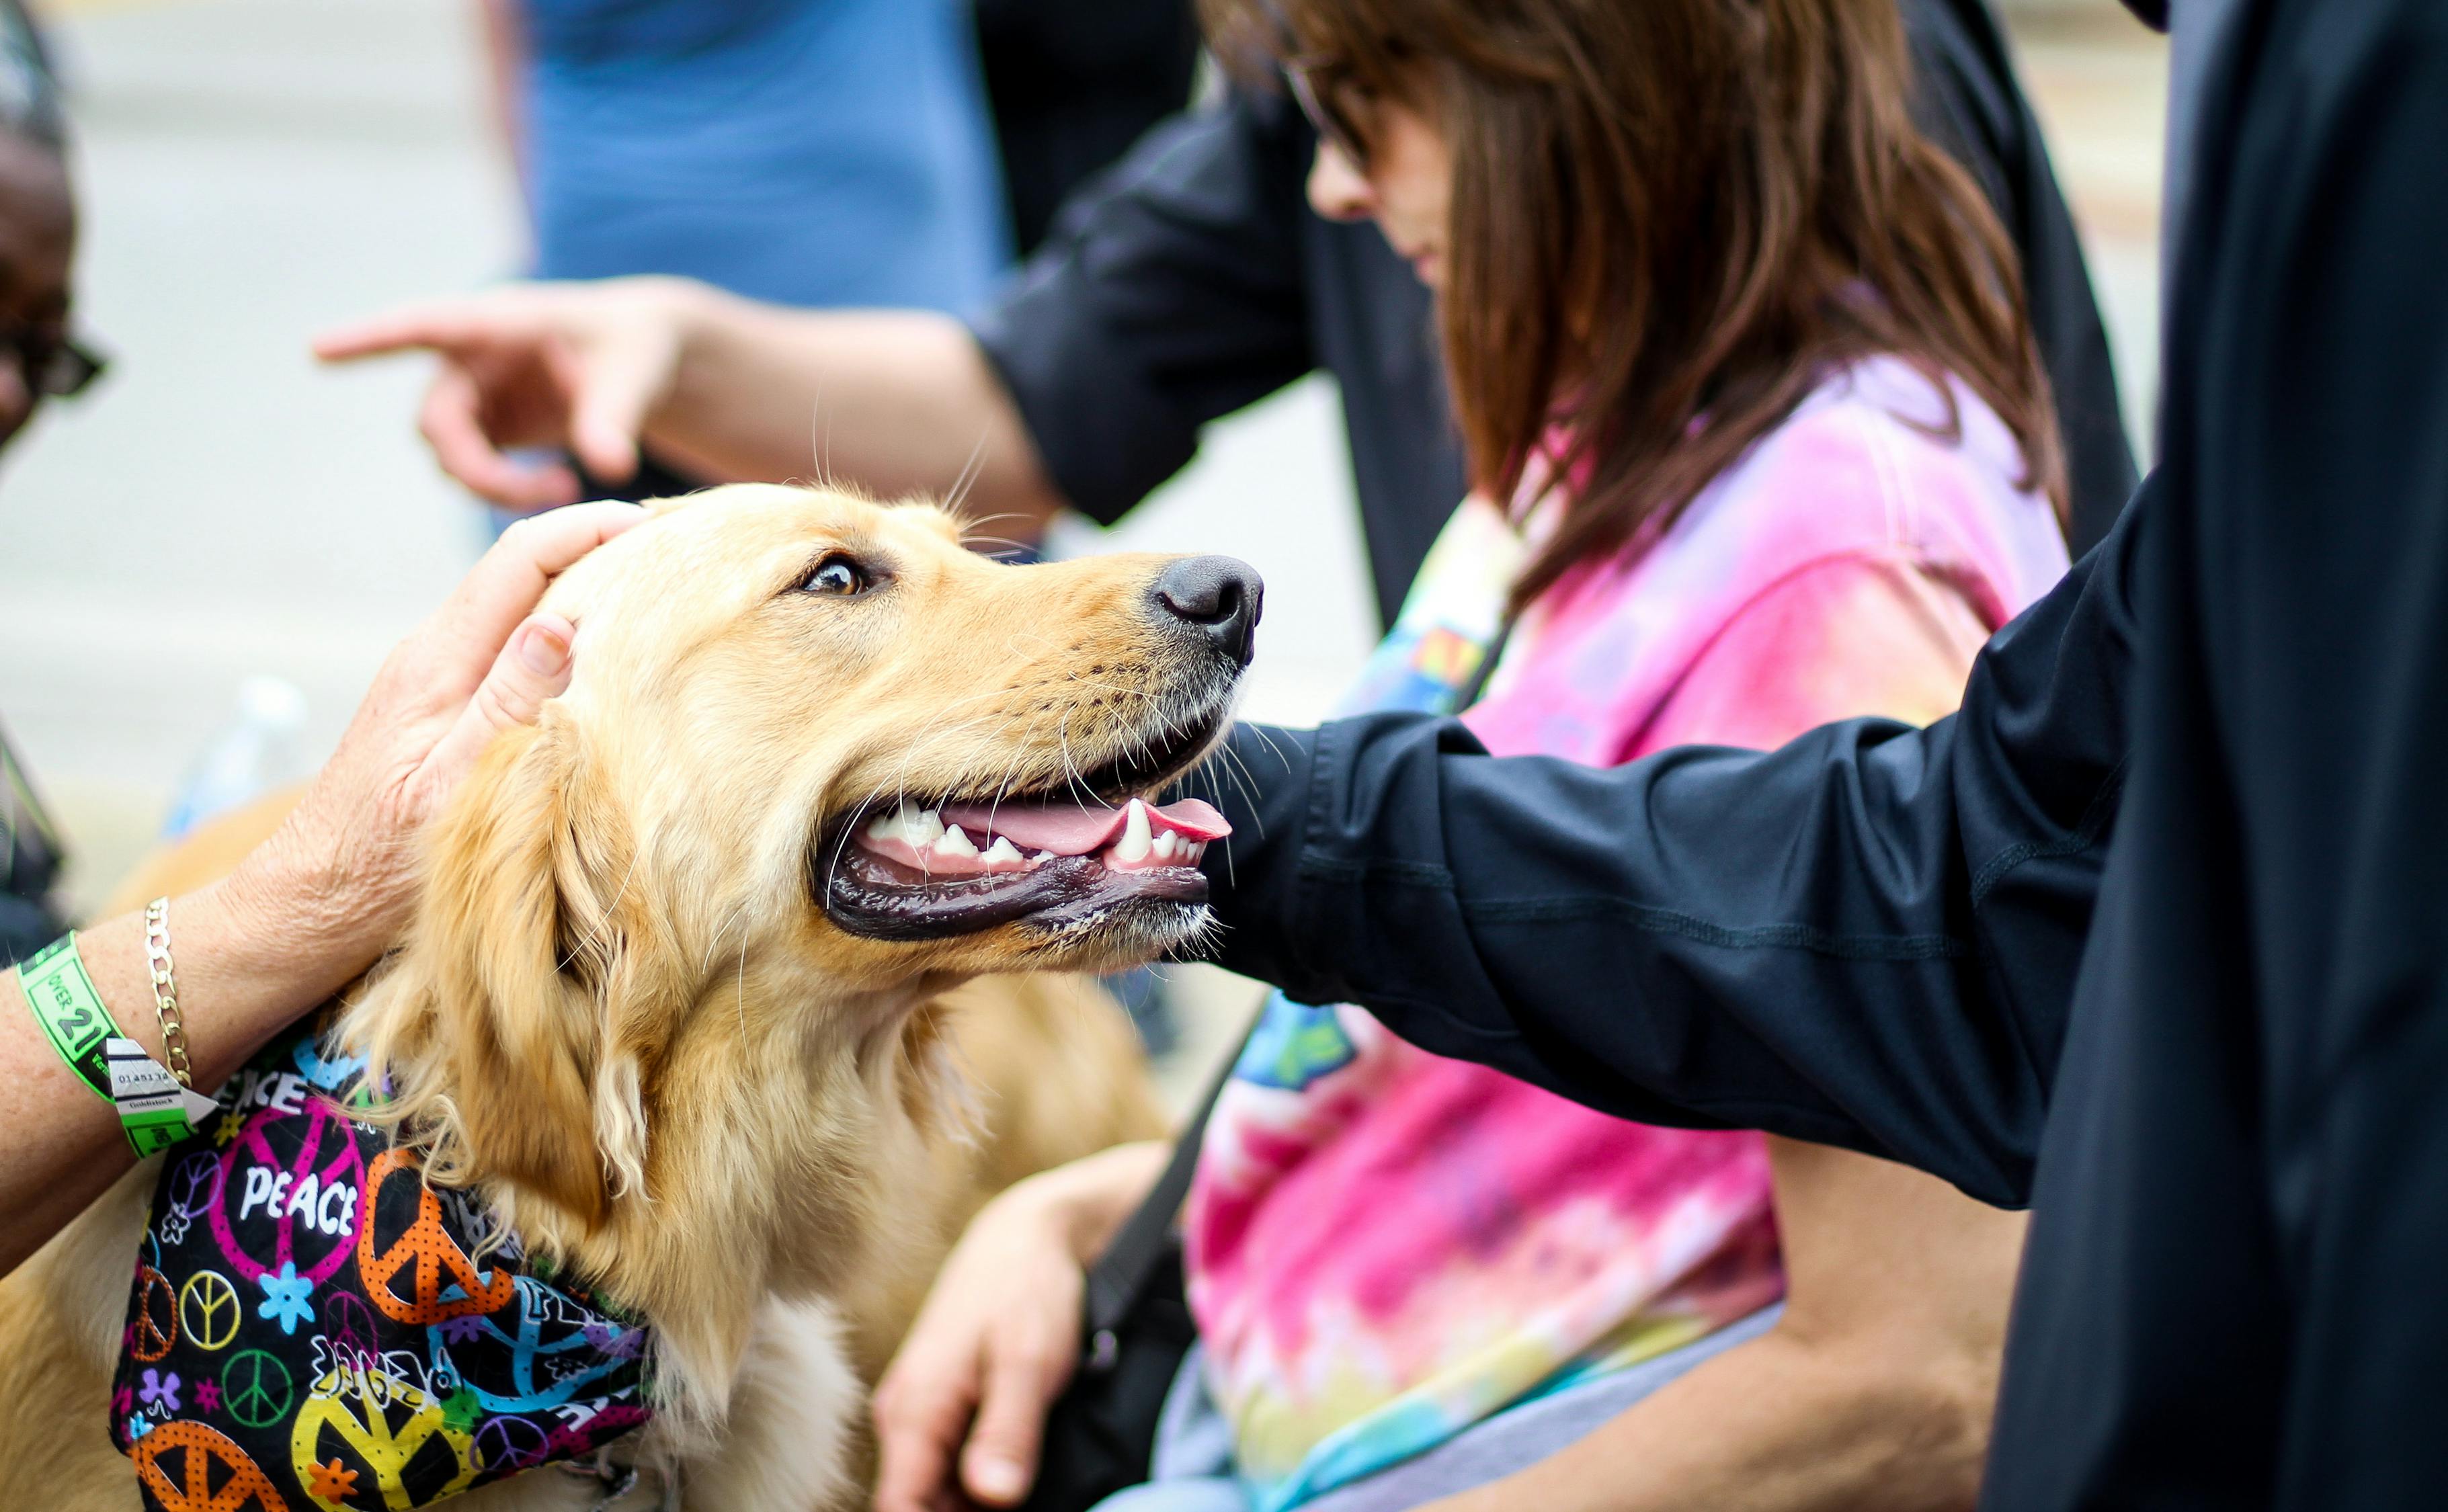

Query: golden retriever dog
left=0, top=483, right=1262, bottom=1510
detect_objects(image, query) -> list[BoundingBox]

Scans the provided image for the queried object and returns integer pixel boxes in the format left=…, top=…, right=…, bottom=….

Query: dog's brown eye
left=799, top=554, right=870, bottom=597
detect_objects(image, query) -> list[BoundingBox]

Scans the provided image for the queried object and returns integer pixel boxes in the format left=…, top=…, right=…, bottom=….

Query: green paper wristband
left=15, top=933, right=119, bottom=1103
left=16, top=935, right=207, bottom=1156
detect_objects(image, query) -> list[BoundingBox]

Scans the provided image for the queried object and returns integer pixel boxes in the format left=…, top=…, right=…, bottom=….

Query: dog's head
left=533, top=481, right=1252, bottom=977
left=345, top=485, right=1254, bottom=1296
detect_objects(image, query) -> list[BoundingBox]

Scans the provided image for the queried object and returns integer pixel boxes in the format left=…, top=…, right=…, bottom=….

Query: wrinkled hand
left=224, top=501, right=646, bottom=973
left=873, top=1176, right=1101, bottom=1512
left=315, top=278, right=696, bottom=511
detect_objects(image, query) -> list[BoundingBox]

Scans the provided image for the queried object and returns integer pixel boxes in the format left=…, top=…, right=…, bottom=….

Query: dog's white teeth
left=1152, top=831, right=1178, bottom=860
left=981, top=835, right=1024, bottom=868
left=1187, top=841, right=1207, bottom=863
left=872, top=801, right=946, bottom=847
left=1113, top=799, right=1154, bottom=863
left=932, top=824, right=979, bottom=857
left=1032, top=849, right=1057, bottom=866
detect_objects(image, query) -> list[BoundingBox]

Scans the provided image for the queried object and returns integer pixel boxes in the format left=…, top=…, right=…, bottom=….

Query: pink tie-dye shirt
left=1183, top=356, right=2072, bottom=1510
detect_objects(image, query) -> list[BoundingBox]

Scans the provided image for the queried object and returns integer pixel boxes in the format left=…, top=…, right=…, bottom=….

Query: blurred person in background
left=323, top=0, right=2134, bottom=630
left=476, top=0, right=1205, bottom=503
left=481, top=0, right=1008, bottom=311
left=870, top=0, right=2070, bottom=1506
left=477, top=0, right=1012, bottom=501
left=0, top=0, right=102, bottom=966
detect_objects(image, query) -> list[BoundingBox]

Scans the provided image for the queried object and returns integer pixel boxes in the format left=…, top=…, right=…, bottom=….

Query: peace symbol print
left=319, top=1290, right=381, bottom=1365
left=470, top=1413, right=550, bottom=1474
left=132, top=1265, right=179, bottom=1363
left=358, top=1149, right=515, bottom=1325
left=436, top=1275, right=631, bottom=1411
left=179, top=1269, right=244, bottom=1353
left=167, top=1151, right=225, bottom=1221
left=220, top=1349, right=296, bottom=1431
left=205, top=1098, right=366, bottom=1287
left=290, top=1368, right=475, bottom=1510
left=126, top=1419, right=288, bottom=1512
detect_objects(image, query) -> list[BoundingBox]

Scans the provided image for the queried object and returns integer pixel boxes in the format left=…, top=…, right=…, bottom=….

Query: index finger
left=313, top=302, right=522, bottom=364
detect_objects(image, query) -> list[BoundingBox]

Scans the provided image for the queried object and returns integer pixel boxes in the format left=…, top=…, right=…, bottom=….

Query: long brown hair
left=1208, top=0, right=2068, bottom=612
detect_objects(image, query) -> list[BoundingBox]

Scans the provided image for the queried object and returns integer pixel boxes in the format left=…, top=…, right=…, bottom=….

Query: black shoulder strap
left=1081, top=1035, right=1243, bottom=1335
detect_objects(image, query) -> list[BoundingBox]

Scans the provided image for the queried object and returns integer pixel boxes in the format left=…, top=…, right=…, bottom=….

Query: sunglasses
left=1258, top=0, right=1377, bottom=171
left=1284, top=52, right=1375, bottom=172
left=0, top=322, right=106, bottom=400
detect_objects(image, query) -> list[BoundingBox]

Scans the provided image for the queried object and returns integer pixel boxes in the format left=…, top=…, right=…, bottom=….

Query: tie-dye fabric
left=1183, top=356, right=2070, bottom=1510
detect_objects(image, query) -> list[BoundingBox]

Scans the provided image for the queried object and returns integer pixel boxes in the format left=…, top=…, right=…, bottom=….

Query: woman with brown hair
left=874, top=2, right=2072, bottom=1509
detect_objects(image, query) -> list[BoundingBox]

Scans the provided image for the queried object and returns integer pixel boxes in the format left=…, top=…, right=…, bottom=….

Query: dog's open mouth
left=817, top=714, right=1233, bottom=943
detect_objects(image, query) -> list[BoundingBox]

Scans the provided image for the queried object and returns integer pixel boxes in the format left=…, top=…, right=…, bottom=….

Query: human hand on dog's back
left=0, top=501, right=643, bottom=1275
left=875, top=1140, right=1172, bottom=1512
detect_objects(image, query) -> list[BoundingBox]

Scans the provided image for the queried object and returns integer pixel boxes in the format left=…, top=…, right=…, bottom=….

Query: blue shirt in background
left=518, top=0, right=1010, bottom=312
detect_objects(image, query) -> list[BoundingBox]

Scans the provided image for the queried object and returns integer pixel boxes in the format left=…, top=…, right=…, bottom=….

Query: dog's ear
left=390, top=714, right=682, bottom=1232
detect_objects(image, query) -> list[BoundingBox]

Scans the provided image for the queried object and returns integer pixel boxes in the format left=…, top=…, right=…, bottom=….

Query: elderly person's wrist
left=210, top=809, right=405, bottom=1005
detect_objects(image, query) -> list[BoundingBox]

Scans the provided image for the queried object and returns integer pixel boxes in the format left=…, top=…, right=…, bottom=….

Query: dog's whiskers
left=943, top=429, right=991, bottom=519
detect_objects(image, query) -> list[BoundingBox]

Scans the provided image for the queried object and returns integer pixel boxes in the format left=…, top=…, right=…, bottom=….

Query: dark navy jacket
left=1195, top=0, right=2448, bottom=1501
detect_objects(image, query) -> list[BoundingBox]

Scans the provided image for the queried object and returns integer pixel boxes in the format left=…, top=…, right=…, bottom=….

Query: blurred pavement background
left=0, top=0, right=2166, bottom=1086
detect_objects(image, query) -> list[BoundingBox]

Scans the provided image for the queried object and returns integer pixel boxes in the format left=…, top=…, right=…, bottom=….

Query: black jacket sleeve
left=1197, top=483, right=2145, bottom=1208
left=967, top=89, right=1316, bottom=528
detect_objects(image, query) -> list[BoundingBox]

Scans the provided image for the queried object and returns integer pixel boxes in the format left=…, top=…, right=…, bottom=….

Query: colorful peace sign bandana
left=111, top=1030, right=654, bottom=1511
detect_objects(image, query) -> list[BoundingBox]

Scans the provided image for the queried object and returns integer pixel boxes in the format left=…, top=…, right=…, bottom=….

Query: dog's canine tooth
left=1112, top=799, right=1153, bottom=864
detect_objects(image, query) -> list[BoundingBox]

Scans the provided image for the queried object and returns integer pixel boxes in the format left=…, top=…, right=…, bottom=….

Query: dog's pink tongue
left=939, top=797, right=1229, bottom=855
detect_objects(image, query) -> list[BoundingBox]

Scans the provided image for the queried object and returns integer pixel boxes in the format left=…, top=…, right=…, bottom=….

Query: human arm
left=313, top=280, right=1063, bottom=523
left=313, top=91, right=1320, bottom=528
left=0, top=502, right=644, bottom=1274
left=872, top=1140, right=1171, bottom=1511
left=1193, top=484, right=2146, bottom=1207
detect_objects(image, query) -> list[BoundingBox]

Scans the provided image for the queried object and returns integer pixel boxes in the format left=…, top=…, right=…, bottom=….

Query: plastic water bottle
left=162, top=676, right=309, bottom=839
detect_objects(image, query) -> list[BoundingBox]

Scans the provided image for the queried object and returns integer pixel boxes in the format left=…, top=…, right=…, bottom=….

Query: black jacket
left=1196, top=0, right=2448, bottom=1501
left=972, top=0, right=2137, bottom=625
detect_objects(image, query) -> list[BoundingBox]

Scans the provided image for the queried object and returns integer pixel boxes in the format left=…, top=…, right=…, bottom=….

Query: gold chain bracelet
left=142, top=896, right=193, bottom=1090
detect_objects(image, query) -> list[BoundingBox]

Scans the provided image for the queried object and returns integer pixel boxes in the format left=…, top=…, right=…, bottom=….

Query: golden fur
left=0, top=485, right=1230, bottom=1510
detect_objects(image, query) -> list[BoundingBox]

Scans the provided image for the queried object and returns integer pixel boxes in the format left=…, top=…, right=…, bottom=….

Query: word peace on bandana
left=112, top=1030, right=655, bottom=1512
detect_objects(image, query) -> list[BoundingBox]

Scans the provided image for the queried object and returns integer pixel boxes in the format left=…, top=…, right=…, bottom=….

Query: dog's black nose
left=1152, top=555, right=1264, bottom=667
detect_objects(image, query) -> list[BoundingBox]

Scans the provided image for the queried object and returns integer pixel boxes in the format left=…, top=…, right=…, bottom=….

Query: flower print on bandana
left=255, top=1263, right=314, bottom=1335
